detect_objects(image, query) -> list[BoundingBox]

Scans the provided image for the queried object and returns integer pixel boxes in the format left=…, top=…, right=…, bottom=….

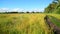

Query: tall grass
left=48, top=14, right=60, bottom=28
left=0, top=14, right=52, bottom=34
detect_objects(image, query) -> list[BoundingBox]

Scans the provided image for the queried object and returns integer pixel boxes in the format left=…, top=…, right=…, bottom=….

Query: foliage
left=44, top=0, right=60, bottom=14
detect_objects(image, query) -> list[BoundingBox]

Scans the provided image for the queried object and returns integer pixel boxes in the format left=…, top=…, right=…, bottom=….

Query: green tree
left=44, top=0, right=60, bottom=14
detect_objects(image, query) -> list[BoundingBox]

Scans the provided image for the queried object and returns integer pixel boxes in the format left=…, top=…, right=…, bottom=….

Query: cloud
left=31, top=8, right=44, bottom=12
left=11, top=8, right=20, bottom=11
left=0, top=8, right=44, bottom=12
left=0, top=8, right=24, bottom=12
left=0, top=8, right=9, bottom=12
left=11, top=8, right=24, bottom=12
left=1, top=8, right=9, bottom=10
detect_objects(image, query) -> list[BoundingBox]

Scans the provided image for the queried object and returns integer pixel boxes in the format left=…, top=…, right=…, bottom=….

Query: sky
left=0, top=0, right=53, bottom=12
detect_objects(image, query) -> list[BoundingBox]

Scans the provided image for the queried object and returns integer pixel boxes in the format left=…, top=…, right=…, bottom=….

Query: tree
left=44, top=2, right=57, bottom=13
left=44, top=0, right=60, bottom=14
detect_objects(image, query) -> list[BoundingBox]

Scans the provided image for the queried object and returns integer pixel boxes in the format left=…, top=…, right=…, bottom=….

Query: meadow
left=47, top=14, right=60, bottom=28
left=0, top=13, right=60, bottom=34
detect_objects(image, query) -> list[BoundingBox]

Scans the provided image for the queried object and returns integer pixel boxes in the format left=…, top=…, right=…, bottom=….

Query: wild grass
left=48, top=14, right=60, bottom=28
left=0, top=13, right=53, bottom=34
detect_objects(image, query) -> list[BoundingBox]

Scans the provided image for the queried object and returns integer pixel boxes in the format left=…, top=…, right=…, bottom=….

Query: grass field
left=0, top=13, right=60, bottom=34
left=47, top=14, right=60, bottom=28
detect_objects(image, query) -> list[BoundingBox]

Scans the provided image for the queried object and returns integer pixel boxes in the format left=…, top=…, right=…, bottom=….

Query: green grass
left=0, top=13, right=55, bottom=34
left=48, top=14, right=60, bottom=28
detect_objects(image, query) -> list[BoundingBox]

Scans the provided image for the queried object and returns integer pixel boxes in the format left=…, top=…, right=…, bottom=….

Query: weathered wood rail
left=44, top=15, right=60, bottom=34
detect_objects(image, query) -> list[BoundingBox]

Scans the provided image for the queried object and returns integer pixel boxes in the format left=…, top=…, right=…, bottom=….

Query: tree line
left=0, top=11, right=42, bottom=14
left=44, top=0, right=60, bottom=14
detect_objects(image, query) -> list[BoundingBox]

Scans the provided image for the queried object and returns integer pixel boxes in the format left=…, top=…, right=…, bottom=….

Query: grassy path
left=44, top=15, right=60, bottom=34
